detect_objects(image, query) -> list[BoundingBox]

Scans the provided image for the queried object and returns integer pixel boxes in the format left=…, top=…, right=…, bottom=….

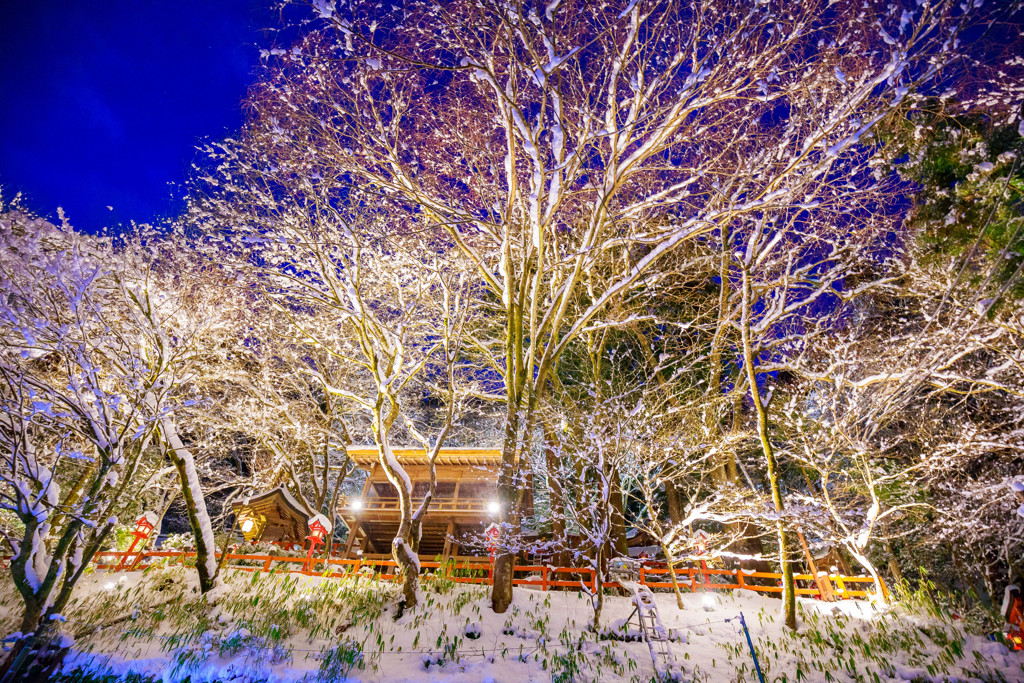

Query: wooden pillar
left=347, top=465, right=375, bottom=559
left=665, top=480, right=682, bottom=525
left=343, top=522, right=361, bottom=559
left=442, top=519, right=455, bottom=559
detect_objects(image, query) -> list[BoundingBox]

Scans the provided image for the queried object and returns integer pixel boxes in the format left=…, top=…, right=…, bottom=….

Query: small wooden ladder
left=629, top=584, right=676, bottom=680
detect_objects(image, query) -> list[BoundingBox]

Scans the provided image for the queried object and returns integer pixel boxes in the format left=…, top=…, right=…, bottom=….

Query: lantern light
left=135, top=511, right=158, bottom=536
left=487, top=500, right=500, bottom=515
left=241, top=519, right=254, bottom=534
left=350, top=498, right=363, bottom=511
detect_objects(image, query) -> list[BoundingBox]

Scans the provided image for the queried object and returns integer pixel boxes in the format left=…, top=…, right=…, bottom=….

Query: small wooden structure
left=232, top=487, right=311, bottom=545
left=338, top=446, right=501, bottom=559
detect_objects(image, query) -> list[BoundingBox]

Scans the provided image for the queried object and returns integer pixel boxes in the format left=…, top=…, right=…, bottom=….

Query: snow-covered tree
left=0, top=206, right=166, bottom=675
left=248, top=0, right=976, bottom=614
left=111, top=228, right=261, bottom=594
left=190, top=161, right=476, bottom=607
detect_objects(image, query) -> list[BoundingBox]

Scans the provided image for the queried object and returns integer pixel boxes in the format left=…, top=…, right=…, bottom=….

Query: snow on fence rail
left=87, top=550, right=886, bottom=600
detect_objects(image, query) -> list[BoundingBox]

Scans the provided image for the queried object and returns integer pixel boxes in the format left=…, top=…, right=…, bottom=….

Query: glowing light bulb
left=487, top=500, right=501, bottom=515
left=350, top=498, right=363, bottom=511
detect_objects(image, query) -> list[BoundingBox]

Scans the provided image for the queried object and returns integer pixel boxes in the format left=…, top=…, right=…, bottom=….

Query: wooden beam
left=361, top=464, right=376, bottom=499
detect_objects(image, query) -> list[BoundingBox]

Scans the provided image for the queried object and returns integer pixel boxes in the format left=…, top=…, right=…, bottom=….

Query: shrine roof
left=345, top=446, right=503, bottom=467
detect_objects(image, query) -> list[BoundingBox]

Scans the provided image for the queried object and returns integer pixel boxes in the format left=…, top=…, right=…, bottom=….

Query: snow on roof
left=345, top=446, right=503, bottom=467
left=235, top=487, right=311, bottom=517
left=137, top=511, right=159, bottom=528
left=275, top=487, right=309, bottom=515
left=307, top=513, right=333, bottom=534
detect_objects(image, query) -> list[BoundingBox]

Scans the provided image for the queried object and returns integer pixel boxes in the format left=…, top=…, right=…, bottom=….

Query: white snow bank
left=51, top=569, right=1021, bottom=683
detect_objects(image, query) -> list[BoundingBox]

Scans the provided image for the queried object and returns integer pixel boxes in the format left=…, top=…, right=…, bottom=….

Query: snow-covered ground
left=5, top=565, right=1017, bottom=682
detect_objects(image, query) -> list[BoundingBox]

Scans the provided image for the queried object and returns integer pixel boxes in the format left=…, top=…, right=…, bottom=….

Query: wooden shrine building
left=232, top=487, right=311, bottom=545
left=338, top=446, right=502, bottom=559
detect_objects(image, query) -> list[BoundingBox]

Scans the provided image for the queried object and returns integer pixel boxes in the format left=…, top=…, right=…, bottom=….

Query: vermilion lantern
left=303, top=514, right=334, bottom=572
left=484, top=522, right=500, bottom=562
left=306, top=519, right=328, bottom=550
left=117, top=511, right=158, bottom=571
left=691, top=529, right=712, bottom=590
left=131, top=512, right=158, bottom=549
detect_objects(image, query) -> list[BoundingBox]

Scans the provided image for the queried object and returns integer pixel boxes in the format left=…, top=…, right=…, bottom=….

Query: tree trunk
left=160, top=416, right=219, bottom=594
left=741, top=266, right=797, bottom=630
left=374, top=435, right=421, bottom=609
left=661, top=540, right=685, bottom=610
left=543, top=419, right=569, bottom=567
left=664, top=481, right=682, bottom=526
left=392, top=514, right=420, bottom=610
left=591, top=546, right=605, bottom=631
left=0, top=621, right=64, bottom=683
left=217, top=515, right=240, bottom=575
left=610, top=469, right=629, bottom=558
left=847, top=546, right=889, bottom=604
left=883, top=541, right=905, bottom=585
left=1, top=520, right=114, bottom=682
left=492, top=392, right=538, bottom=613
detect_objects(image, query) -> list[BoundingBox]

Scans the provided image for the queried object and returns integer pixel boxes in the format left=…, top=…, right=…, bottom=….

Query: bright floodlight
left=240, top=519, right=254, bottom=534
left=350, top=498, right=363, bottom=511
left=487, top=500, right=501, bottom=515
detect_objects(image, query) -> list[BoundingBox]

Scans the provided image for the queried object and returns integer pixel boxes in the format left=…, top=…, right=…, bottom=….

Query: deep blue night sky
left=0, top=1, right=272, bottom=234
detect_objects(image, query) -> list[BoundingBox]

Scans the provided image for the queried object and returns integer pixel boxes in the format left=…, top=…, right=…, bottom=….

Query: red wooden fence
left=89, top=550, right=886, bottom=600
